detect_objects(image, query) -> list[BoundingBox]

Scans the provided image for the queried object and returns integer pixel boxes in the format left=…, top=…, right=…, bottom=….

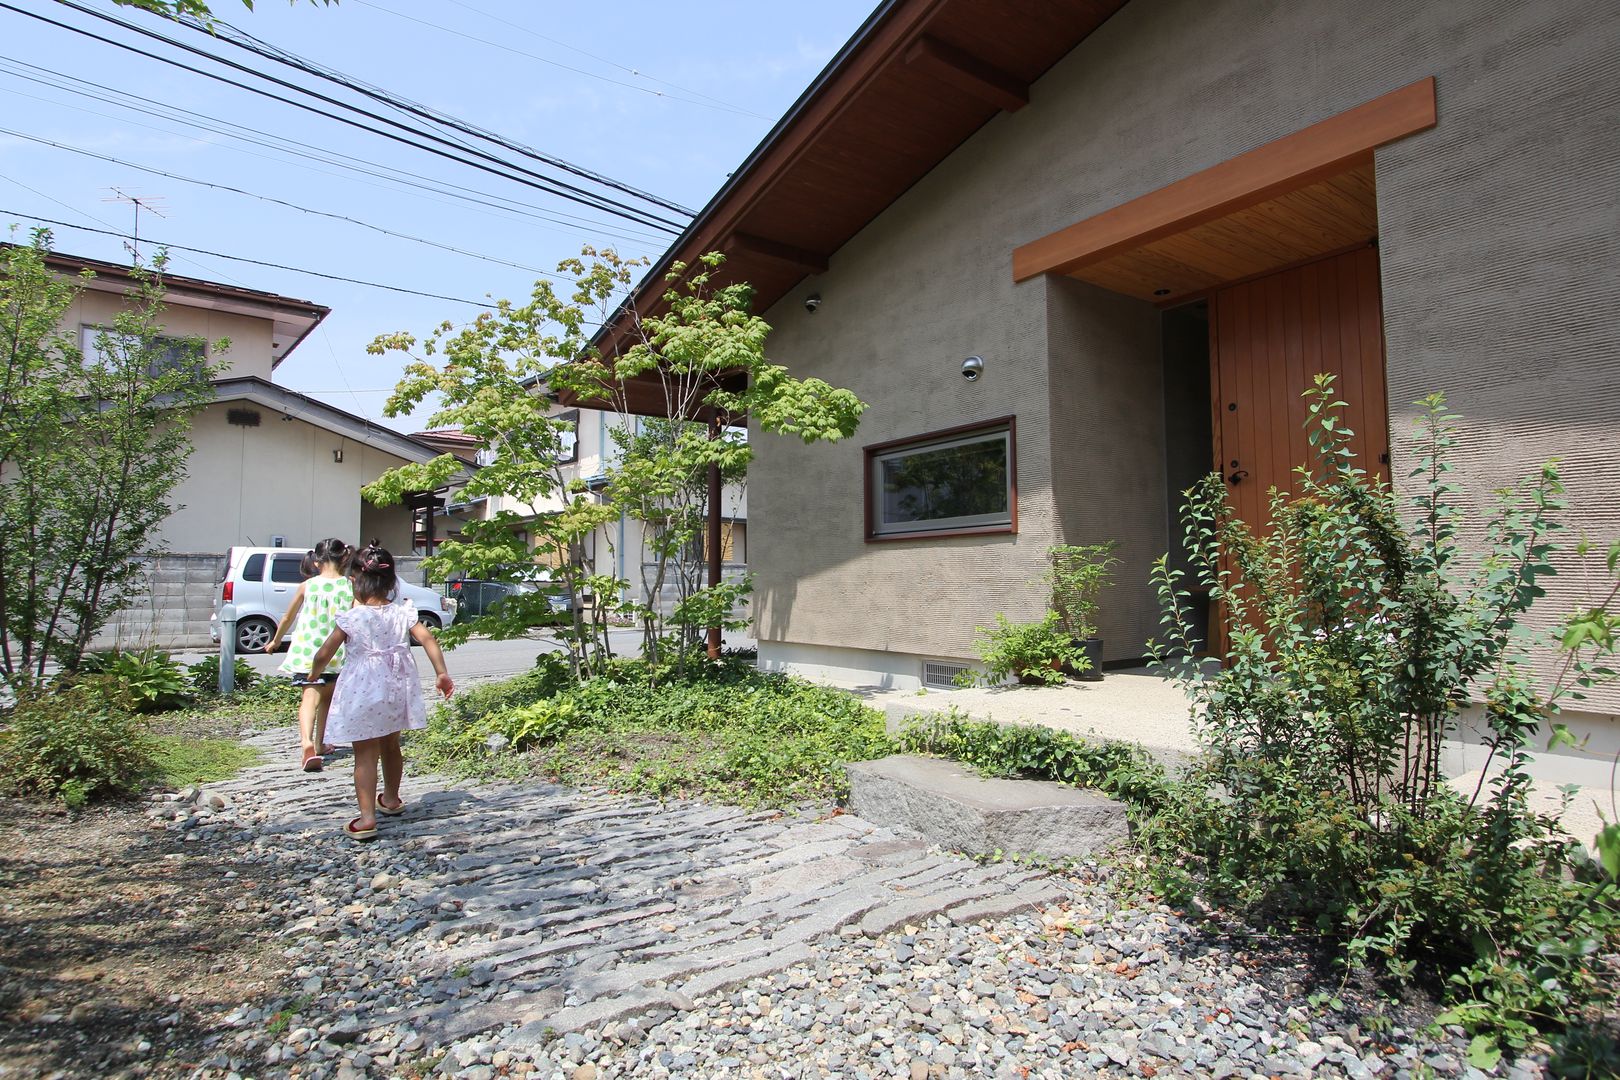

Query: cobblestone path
left=164, top=728, right=1061, bottom=1074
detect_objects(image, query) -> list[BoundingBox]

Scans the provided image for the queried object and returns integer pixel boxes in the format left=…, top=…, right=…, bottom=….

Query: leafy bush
left=79, top=648, right=192, bottom=712
left=1146, top=376, right=1620, bottom=1055
left=965, top=612, right=1089, bottom=685
left=409, top=654, right=892, bottom=805
left=0, top=686, right=154, bottom=803
left=896, top=711, right=1168, bottom=810
left=1044, top=542, right=1118, bottom=639
left=186, top=654, right=261, bottom=695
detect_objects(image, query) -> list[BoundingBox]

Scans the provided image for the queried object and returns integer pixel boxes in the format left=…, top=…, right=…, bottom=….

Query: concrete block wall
left=90, top=553, right=222, bottom=653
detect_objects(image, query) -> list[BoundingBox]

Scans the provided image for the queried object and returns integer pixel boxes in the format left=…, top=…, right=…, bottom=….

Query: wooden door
left=1210, top=245, right=1390, bottom=533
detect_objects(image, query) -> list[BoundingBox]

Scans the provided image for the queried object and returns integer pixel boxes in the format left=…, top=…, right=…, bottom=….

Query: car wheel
left=236, top=616, right=274, bottom=654
left=417, top=612, right=441, bottom=632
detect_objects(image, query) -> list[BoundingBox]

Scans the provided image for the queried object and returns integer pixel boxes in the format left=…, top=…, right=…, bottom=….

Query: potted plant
left=963, top=612, right=1089, bottom=686
left=1044, top=542, right=1118, bottom=680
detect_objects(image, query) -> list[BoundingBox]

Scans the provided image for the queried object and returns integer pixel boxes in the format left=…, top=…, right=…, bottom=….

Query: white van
left=209, top=546, right=456, bottom=652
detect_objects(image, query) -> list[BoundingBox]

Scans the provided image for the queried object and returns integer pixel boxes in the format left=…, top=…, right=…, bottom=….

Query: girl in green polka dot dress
left=265, top=538, right=354, bottom=772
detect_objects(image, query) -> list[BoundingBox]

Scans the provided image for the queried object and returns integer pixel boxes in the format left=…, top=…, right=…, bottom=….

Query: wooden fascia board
left=1011, top=77, right=1437, bottom=282
left=904, top=34, right=1029, bottom=113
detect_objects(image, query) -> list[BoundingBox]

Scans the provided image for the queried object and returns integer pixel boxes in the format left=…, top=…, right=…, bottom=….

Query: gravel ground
left=135, top=772, right=1562, bottom=1080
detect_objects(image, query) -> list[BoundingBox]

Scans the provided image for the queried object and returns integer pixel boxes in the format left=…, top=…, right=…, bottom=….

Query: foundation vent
left=923, top=661, right=970, bottom=690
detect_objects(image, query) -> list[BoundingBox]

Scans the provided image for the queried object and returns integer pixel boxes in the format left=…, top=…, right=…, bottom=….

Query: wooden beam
left=1012, top=77, right=1437, bottom=282
left=725, top=232, right=831, bottom=275
left=905, top=34, right=1029, bottom=113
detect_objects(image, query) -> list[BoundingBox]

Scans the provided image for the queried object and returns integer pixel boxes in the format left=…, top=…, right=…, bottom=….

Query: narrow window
left=242, top=553, right=267, bottom=581
left=270, top=554, right=305, bottom=583
left=865, top=418, right=1016, bottom=540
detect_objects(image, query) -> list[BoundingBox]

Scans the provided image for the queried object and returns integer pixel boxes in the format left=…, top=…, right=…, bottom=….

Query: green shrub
left=0, top=686, right=154, bottom=803
left=965, top=612, right=1088, bottom=686
left=186, top=655, right=261, bottom=695
left=896, top=711, right=1169, bottom=810
left=79, top=648, right=192, bottom=712
left=408, top=654, right=892, bottom=805
left=1146, top=375, right=1620, bottom=1054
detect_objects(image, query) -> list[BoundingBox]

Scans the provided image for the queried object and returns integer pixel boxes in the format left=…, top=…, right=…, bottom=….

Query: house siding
left=752, top=0, right=1620, bottom=706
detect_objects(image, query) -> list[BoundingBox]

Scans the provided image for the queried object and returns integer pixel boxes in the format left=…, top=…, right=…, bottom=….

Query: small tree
left=0, top=231, right=220, bottom=689
left=361, top=250, right=634, bottom=679
left=552, top=253, right=866, bottom=671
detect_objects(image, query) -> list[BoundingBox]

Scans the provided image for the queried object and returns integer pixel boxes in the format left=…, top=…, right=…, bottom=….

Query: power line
left=0, top=126, right=574, bottom=279
left=0, top=56, right=666, bottom=246
left=0, top=209, right=500, bottom=309
left=438, top=0, right=769, bottom=119
left=42, top=0, right=687, bottom=231
left=6, top=1, right=686, bottom=233
left=193, top=10, right=701, bottom=217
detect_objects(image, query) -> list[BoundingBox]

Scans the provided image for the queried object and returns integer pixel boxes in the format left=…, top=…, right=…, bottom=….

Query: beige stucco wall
left=65, top=287, right=275, bottom=381
left=156, top=402, right=415, bottom=554
left=752, top=0, right=1620, bottom=705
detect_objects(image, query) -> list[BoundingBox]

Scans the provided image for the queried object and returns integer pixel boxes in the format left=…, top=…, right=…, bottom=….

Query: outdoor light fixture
left=333, top=448, right=344, bottom=463
left=961, top=355, right=984, bottom=381
left=804, top=293, right=822, bottom=313
left=1153, top=288, right=1171, bottom=297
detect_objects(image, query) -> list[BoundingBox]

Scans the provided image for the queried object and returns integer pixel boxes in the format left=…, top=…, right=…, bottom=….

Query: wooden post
left=706, top=420, right=723, bottom=660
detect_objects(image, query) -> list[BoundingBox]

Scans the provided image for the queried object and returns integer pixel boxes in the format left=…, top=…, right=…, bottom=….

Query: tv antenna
left=102, top=188, right=167, bottom=262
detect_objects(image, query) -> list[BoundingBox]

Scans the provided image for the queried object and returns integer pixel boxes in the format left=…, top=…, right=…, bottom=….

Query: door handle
left=1227, top=469, right=1249, bottom=485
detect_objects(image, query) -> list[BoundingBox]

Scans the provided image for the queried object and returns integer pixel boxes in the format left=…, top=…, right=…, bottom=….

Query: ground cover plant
left=1146, top=376, right=1620, bottom=1064
left=407, top=652, right=893, bottom=805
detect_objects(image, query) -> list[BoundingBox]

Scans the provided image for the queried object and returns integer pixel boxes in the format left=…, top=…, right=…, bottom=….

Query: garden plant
left=1145, top=375, right=1620, bottom=1065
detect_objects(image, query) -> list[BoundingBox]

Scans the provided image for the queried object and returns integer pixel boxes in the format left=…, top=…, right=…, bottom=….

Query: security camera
left=962, top=355, right=984, bottom=381
left=804, top=293, right=822, bottom=313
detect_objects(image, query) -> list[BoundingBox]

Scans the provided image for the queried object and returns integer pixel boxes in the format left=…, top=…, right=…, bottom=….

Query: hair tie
left=363, top=558, right=391, bottom=570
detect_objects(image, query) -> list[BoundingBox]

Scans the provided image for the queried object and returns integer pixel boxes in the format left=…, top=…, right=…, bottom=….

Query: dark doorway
left=1161, top=300, right=1212, bottom=650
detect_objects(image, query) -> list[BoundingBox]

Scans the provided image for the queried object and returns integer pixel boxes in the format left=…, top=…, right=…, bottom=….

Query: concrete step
left=844, top=754, right=1128, bottom=860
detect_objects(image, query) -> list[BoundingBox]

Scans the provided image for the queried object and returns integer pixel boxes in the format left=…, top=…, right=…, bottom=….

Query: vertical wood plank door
left=1209, top=245, right=1390, bottom=536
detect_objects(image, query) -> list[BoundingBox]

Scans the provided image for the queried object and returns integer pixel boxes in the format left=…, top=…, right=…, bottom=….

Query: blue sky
left=0, top=0, right=876, bottom=428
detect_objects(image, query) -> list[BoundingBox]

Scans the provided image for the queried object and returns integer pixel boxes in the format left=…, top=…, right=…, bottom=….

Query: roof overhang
left=38, top=249, right=330, bottom=368
left=208, top=377, right=439, bottom=464
left=575, top=0, right=1127, bottom=416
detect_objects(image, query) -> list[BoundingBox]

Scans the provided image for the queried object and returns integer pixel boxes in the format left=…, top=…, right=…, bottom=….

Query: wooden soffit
left=1011, top=77, right=1437, bottom=291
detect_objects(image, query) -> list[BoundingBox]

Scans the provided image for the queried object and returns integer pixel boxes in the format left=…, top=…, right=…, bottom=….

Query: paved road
left=176, top=629, right=756, bottom=688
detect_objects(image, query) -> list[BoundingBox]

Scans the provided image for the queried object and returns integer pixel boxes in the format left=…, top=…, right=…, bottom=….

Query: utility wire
left=43, top=0, right=687, bottom=231
left=438, top=0, right=768, bottom=119
left=8, top=1, right=685, bottom=233
left=191, top=11, right=700, bottom=217
left=0, top=210, right=500, bottom=309
left=0, top=57, right=665, bottom=246
left=0, top=126, right=573, bottom=280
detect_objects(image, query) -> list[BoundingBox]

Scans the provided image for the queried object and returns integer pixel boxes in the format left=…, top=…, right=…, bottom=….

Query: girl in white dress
left=307, top=542, right=453, bottom=840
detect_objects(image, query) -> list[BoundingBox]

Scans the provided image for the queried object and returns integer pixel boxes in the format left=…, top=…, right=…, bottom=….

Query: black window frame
left=269, top=553, right=305, bottom=583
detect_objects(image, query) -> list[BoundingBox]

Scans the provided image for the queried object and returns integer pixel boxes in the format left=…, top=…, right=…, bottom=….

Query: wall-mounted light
left=803, top=293, right=822, bottom=313
left=1153, top=288, right=1171, bottom=297
left=333, top=448, right=344, bottom=463
left=961, top=355, right=984, bottom=382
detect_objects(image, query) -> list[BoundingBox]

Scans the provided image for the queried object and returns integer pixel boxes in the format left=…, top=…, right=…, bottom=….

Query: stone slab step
left=844, top=754, right=1128, bottom=860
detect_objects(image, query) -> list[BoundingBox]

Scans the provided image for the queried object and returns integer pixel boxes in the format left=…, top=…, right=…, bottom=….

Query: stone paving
left=159, top=728, right=1062, bottom=1075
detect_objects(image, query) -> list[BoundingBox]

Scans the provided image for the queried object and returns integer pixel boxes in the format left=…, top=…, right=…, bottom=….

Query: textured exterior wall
left=66, top=289, right=275, bottom=381
left=89, top=553, right=223, bottom=652
left=752, top=0, right=1620, bottom=697
left=1045, top=278, right=1166, bottom=659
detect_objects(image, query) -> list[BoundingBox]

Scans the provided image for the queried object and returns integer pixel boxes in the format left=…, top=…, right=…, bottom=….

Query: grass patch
left=406, top=654, right=893, bottom=806
left=145, top=735, right=261, bottom=789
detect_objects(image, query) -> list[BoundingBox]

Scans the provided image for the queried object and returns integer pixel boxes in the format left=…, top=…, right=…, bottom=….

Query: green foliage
left=896, top=712, right=1169, bottom=810
left=965, top=612, right=1089, bottom=686
left=186, top=654, right=261, bottom=695
left=408, top=655, right=892, bottom=805
left=1145, top=374, right=1620, bottom=1054
left=0, top=685, right=155, bottom=803
left=0, top=232, right=221, bottom=691
left=145, top=735, right=261, bottom=788
left=80, top=648, right=193, bottom=712
left=1043, top=542, right=1119, bottom=639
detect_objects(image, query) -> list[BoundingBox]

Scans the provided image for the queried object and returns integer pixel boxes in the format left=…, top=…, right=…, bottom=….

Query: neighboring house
left=580, top=2, right=1619, bottom=776
left=414, top=406, right=747, bottom=612
left=43, top=249, right=440, bottom=647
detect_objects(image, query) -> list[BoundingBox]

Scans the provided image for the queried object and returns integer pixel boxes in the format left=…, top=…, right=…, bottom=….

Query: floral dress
left=323, top=601, right=427, bottom=745
left=279, top=575, right=352, bottom=676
